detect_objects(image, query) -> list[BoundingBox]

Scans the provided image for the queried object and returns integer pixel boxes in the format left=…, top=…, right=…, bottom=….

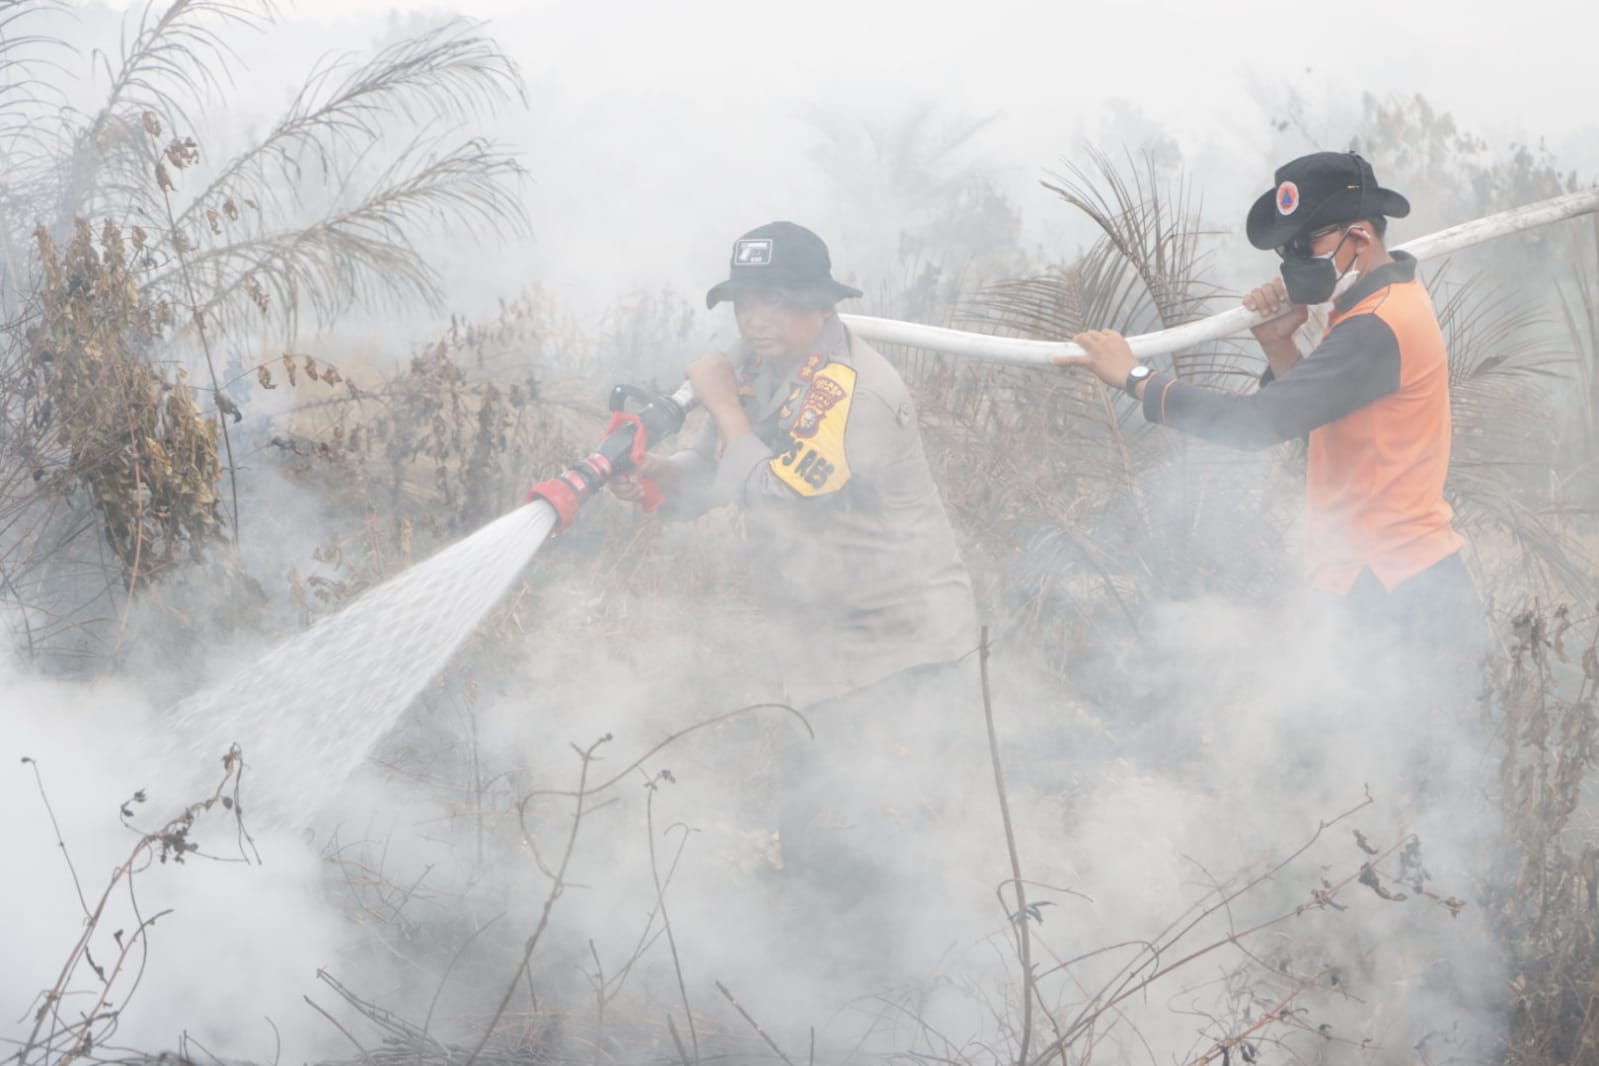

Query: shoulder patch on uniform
left=769, top=362, right=855, bottom=497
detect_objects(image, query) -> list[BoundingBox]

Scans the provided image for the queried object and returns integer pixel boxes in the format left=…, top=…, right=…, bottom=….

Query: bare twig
left=417, top=912, right=505, bottom=1066
left=525, top=702, right=811, bottom=800
left=303, top=992, right=369, bottom=1059
left=463, top=734, right=611, bottom=1066
left=160, top=184, right=240, bottom=537
left=646, top=777, right=698, bottom=1063
left=1184, top=972, right=1325, bottom=1066
left=716, top=980, right=796, bottom=1066
left=17, top=746, right=251, bottom=1066
left=1028, top=822, right=1409, bottom=1066
left=978, top=628, right=1034, bottom=1066
left=20, top=757, right=90, bottom=919
left=587, top=938, right=606, bottom=1066
left=667, top=1014, right=691, bottom=1066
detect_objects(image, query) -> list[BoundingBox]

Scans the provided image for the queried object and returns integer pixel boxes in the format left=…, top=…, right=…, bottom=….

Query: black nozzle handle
left=596, top=381, right=697, bottom=474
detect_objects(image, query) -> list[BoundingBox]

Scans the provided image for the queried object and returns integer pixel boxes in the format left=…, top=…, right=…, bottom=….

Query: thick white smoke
left=6, top=2, right=1588, bottom=1063
left=1, top=642, right=354, bottom=1065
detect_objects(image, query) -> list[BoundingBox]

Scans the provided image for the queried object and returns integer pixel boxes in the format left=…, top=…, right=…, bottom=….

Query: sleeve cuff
left=1141, top=372, right=1176, bottom=424
left=658, top=448, right=715, bottom=517
left=715, top=431, right=774, bottom=503
left=669, top=446, right=714, bottom=476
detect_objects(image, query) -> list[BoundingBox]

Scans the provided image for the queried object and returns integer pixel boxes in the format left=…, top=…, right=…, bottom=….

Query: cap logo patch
left=1277, top=181, right=1300, bottom=216
left=734, top=238, right=773, bottom=266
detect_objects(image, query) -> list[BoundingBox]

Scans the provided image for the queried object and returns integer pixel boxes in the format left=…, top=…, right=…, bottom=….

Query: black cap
left=1245, top=151, right=1410, bottom=251
left=705, top=221, right=864, bottom=310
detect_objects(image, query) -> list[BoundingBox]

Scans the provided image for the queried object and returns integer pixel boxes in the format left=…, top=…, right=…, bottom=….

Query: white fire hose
left=839, top=186, right=1599, bottom=367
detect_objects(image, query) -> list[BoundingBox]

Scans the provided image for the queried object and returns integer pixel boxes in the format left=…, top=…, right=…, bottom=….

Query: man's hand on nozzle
left=684, top=350, right=752, bottom=441
left=609, top=453, right=671, bottom=507
left=1244, top=277, right=1309, bottom=342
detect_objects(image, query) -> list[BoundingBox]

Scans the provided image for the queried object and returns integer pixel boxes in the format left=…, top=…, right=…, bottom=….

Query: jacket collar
left=738, top=315, right=850, bottom=423
left=1333, top=251, right=1417, bottom=315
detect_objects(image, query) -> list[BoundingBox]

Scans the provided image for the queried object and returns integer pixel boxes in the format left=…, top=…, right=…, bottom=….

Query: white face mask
left=1331, top=226, right=1370, bottom=301
left=1331, top=264, right=1363, bottom=301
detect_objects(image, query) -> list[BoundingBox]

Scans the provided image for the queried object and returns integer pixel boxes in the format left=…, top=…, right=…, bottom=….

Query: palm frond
left=1040, top=147, right=1265, bottom=392
left=1438, top=272, right=1565, bottom=478
left=166, top=18, right=523, bottom=237
left=89, top=0, right=268, bottom=134
left=143, top=135, right=528, bottom=339
left=957, top=149, right=1258, bottom=476
left=0, top=4, right=530, bottom=668
left=0, top=0, right=74, bottom=305
left=1440, top=274, right=1564, bottom=386
left=1041, top=145, right=1224, bottom=329
left=1429, top=270, right=1595, bottom=597
left=54, top=0, right=272, bottom=221
left=0, top=0, right=73, bottom=138
left=917, top=148, right=1324, bottom=641
left=1555, top=208, right=1599, bottom=462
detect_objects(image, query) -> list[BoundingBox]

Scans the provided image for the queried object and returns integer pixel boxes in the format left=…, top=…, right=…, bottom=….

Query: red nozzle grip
left=639, top=477, right=665, bottom=513
left=604, top=411, right=650, bottom=468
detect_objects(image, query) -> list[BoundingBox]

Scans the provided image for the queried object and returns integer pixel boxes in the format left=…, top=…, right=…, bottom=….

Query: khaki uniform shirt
left=672, top=316, right=978, bottom=707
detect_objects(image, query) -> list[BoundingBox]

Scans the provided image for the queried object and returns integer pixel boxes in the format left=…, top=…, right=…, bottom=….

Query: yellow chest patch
left=770, top=362, right=855, bottom=496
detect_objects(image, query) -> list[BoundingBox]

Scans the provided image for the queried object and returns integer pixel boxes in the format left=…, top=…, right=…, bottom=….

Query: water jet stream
left=161, top=187, right=1599, bottom=823
left=167, top=501, right=559, bottom=825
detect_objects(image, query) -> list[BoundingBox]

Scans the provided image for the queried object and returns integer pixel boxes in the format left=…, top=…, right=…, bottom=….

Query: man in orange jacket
left=1073, top=151, right=1480, bottom=656
left=1075, top=154, right=1492, bottom=1055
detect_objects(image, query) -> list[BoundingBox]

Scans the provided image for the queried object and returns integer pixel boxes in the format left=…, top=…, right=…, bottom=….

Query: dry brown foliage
left=28, top=220, right=223, bottom=581
left=1495, top=607, right=1599, bottom=1066
left=8, top=75, right=1599, bottom=1065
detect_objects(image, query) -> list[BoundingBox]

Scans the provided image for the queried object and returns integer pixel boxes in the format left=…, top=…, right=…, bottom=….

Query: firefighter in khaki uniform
left=1073, top=152, right=1480, bottom=656
left=612, top=221, right=981, bottom=980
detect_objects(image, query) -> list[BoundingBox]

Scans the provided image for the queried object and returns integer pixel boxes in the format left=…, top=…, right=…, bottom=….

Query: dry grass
left=7, top=45, right=1599, bottom=1065
left=1494, top=608, right=1599, bottom=1066
left=0, top=0, right=527, bottom=666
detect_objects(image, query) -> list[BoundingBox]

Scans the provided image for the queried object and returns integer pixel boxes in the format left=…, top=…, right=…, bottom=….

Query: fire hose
left=841, top=185, right=1599, bottom=366
left=170, top=184, right=1599, bottom=823
left=531, top=186, right=1599, bottom=530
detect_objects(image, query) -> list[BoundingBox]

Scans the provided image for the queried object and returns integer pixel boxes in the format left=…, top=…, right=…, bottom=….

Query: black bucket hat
left=1246, top=151, right=1410, bottom=251
left=705, top=221, right=864, bottom=310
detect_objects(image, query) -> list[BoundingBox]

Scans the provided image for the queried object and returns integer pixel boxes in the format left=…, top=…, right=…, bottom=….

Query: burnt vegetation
left=4, top=3, right=1599, bottom=1064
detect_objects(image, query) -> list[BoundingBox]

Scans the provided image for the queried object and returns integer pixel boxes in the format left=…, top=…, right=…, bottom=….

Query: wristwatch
left=1124, top=364, right=1154, bottom=396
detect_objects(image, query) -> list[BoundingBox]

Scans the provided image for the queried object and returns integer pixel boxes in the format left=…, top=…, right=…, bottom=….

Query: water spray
left=168, top=380, right=698, bottom=826
left=166, top=185, right=1599, bottom=824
